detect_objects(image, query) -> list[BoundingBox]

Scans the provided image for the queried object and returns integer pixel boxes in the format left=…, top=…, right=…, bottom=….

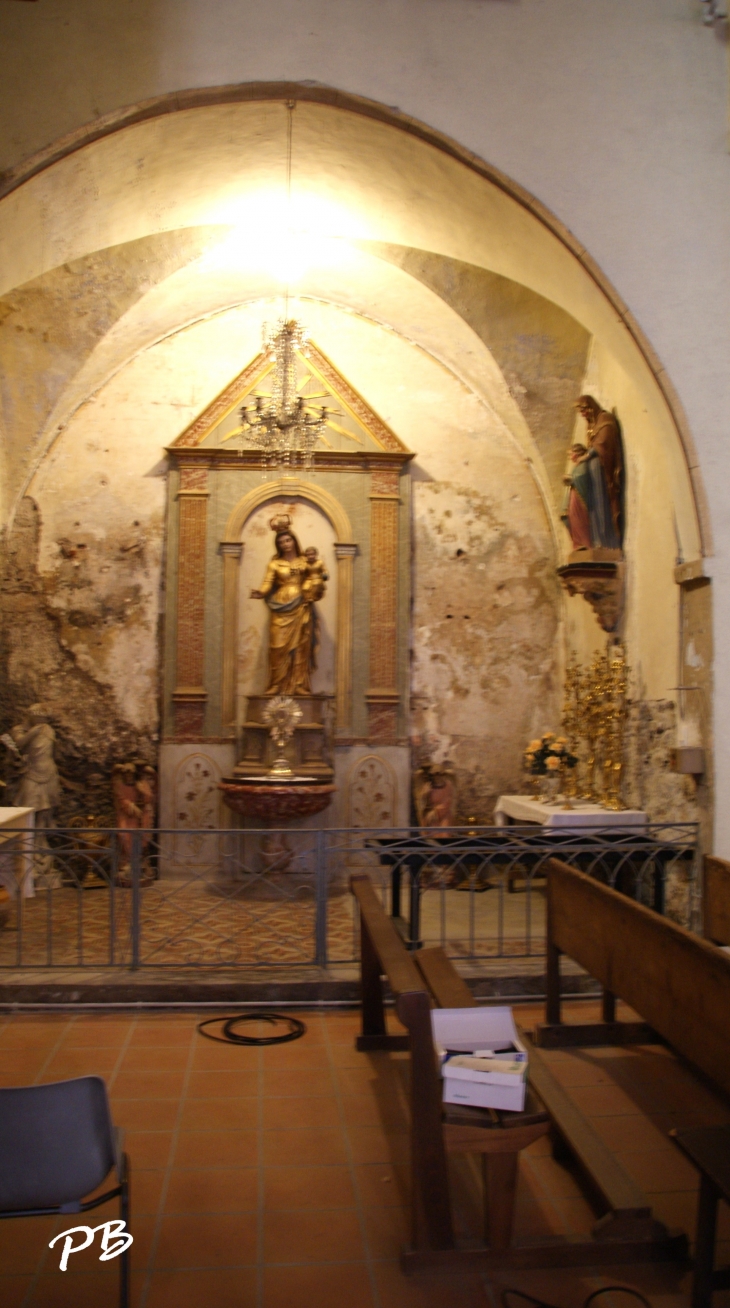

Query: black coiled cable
left=197, top=1011, right=307, bottom=1046
left=502, top=1289, right=651, bottom=1308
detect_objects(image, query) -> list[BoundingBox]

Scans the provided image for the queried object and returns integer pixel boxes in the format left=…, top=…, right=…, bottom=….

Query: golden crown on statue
left=269, top=514, right=292, bottom=534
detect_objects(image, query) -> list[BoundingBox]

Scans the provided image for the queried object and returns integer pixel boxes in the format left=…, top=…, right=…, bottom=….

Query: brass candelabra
left=561, top=642, right=630, bottom=809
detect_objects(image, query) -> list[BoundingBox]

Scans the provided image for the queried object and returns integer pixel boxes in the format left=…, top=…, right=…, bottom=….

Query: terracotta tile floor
left=0, top=1002, right=729, bottom=1306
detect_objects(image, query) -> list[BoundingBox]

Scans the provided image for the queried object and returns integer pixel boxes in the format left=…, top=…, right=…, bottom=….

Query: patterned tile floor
left=0, top=881, right=546, bottom=970
left=0, top=1001, right=728, bottom=1306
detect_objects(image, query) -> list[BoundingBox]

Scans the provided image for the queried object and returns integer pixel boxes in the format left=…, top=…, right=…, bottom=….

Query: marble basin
left=219, top=778, right=336, bottom=823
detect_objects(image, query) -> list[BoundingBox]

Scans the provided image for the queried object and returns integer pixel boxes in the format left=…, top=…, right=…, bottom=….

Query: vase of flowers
left=524, top=733, right=578, bottom=803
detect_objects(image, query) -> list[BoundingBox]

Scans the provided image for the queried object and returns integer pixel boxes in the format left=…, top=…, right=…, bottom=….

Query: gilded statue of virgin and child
left=250, top=515, right=329, bottom=696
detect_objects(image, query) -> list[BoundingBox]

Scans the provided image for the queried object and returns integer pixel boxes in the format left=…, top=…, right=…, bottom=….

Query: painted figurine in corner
left=113, top=761, right=157, bottom=886
left=562, top=395, right=623, bottom=552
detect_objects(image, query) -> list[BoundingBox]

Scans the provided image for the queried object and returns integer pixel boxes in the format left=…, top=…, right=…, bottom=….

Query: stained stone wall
left=376, top=246, right=591, bottom=515
left=0, top=293, right=563, bottom=826
left=0, top=497, right=157, bottom=822
left=623, top=699, right=709, bottom=928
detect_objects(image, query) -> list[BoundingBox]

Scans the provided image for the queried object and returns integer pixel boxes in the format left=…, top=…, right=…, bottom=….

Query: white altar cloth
left=493, top=794, right=648, bottom=832
left=0, top=807, right=35, bottom=897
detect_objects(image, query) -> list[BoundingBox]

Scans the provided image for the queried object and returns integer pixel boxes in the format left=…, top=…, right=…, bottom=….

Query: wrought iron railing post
left=653, top=858, right=666, bottom=916
left=110, top=831, right=118, bottom=966
left=391, top=864, right=401, bottom=919
left=690, top=834, right=703, bottom=934
left=130, top=831, right=141, bottom=971
left=407, top=864, right=422, bottom=952
left=315, top=830, right=327, bottom=968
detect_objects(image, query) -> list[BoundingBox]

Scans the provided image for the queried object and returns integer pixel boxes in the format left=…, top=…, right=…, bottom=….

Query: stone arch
left=224, top=476, right=353, bottom=545
left=0, top=83, right=712, bottom=834
left=0, top=82, right=708, bottom=557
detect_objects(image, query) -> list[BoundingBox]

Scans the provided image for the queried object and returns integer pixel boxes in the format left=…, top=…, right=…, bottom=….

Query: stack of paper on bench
left=431, top=1006, right=528, bottom=1111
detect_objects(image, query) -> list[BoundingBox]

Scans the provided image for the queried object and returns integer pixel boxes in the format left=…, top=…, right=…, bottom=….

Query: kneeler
left=397, top=989, right=550, bottom=1256
left=444, top=1092, right=551, bottom=1250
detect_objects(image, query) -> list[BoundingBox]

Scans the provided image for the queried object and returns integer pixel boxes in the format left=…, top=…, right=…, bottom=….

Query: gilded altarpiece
left=159, top=343, right=412, bottom=839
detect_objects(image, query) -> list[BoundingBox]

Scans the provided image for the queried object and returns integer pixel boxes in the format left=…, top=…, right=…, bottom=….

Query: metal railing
left=0, top=823, right=700, bottom=971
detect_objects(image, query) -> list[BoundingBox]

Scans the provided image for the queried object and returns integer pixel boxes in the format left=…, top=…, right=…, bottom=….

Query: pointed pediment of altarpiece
left=169, top=341, right=411, bottom=463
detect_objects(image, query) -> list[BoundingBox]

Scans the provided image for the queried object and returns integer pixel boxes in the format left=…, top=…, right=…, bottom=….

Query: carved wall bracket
left=557, top=550, right=625, bottom=633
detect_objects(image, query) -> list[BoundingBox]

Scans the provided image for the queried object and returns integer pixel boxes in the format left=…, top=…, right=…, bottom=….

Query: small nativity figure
left=113, top=761, right=157, bottom=886
left=414, top=766, right=456, bottom=834
left=562, top=395, right=623, bottom=552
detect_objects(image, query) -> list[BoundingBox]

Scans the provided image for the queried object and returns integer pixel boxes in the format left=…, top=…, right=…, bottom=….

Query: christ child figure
left=562, top=442, right=592, bottom=551
left=302, top=546, right=329, bottom=603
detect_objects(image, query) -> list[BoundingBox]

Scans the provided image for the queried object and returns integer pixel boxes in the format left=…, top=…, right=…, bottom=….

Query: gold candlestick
left=603, top=643, right=629, bottom=810
left=561, top=655, right=581, bottom=801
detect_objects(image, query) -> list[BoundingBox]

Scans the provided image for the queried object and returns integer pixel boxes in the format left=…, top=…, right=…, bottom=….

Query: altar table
left=494, top=794, right=648, bottom=832
left=0, top=808, right=35, bottom=897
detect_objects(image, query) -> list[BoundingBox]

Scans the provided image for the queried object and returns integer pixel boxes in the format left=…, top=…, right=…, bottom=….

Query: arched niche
left=221, top=478, right=356, bottom=734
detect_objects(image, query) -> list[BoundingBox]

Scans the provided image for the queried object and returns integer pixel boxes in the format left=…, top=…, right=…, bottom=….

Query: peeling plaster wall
left=376, top=246, right=591, bottom=515
left=2, top=296, right=560, bottom=822
left=0, top=498, right=157, bottom=822
left=623, top=698, right=707, bottom=926
left=411, top=473, right=559, bottom=821
left=0, top=229, right=220, bottom=523
left=288, top=301, right=561, bottom=818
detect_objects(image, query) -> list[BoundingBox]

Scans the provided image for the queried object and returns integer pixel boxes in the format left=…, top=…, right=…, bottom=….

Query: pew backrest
left=548, top=857, right=730, bottom=1098
left=350, top=873, right=425, bottom=996
left=704, top=855, right=730, bottom=946
left=413, top=946, right=475, bottom=1008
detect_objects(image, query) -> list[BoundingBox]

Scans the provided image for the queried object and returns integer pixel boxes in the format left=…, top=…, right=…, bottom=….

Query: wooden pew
left=351, top=874, right=551, bottom=1262
left=351, top=872, right=683, bottom=1273
left=537, top=858, right=730, bottom=1106
left=352, top=872, right=422, bottom=1052
left=671, top=1125, right=730, bottom=1307
left=704, top=854, right=730, bottom=946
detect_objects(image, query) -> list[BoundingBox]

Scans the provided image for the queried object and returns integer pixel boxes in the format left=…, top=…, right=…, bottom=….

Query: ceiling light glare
left=199, top=223, right=351, bottom=283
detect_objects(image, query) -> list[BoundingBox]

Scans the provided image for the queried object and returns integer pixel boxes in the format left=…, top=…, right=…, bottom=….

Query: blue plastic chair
left=0, top=1075, right=130, bottom=1307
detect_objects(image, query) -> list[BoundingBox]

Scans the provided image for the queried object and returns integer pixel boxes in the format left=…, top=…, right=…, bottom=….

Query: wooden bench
left=538, top=857, right=730, bottom=1104
left=351, top=871, right=683, bottom=1273
left=671, top=1126, right=730, bottom=1307
left=351, top=874, right=549, bottom=1264
left=704, top=855, right=730, bottom=947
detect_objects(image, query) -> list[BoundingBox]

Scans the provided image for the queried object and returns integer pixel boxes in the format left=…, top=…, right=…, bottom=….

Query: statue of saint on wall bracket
left=249, top=514, right=329, bottom=696
left=562, top=396, right=623, bottom=553
left=558, top=395, right=625, bottom=632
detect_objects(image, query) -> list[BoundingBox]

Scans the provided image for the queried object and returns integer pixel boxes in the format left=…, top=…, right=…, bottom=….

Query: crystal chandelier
left=239, top=319, right=331, bottom=470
